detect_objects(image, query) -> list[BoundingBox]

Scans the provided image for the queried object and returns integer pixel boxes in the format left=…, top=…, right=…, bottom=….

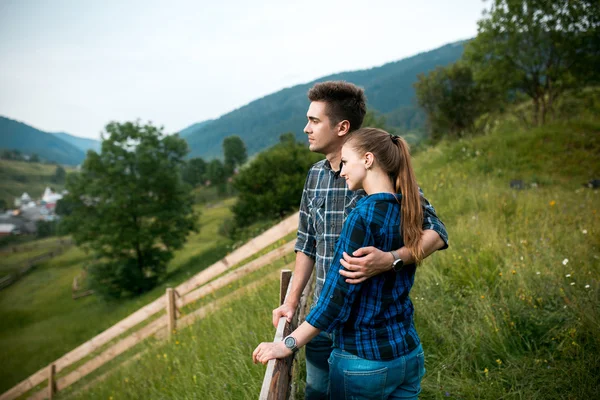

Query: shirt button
left=330, top=295, right=333, bottom=299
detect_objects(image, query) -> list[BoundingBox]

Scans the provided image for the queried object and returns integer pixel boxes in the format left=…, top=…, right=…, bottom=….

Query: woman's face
left=340, top=143, right=367, bottom=191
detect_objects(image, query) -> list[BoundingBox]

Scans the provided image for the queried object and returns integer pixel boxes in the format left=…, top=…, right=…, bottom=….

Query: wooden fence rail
left=260, top=269, right=314, bottom=400
left=0, top=212, right=299, bottom=400
left=0, top=238, right=73, bottom=255
left=0, top=242, right=74, bottom=291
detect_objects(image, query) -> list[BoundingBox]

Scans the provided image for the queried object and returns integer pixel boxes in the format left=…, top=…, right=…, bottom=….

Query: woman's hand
left=252, top=341, right=292, bottom=365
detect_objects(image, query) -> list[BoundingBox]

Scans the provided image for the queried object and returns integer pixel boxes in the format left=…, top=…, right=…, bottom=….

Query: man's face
left=304, top=101, right=340, bottom=154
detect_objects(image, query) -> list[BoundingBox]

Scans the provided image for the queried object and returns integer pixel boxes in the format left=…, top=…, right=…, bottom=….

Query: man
left=272, top=81, right=448, bottom=399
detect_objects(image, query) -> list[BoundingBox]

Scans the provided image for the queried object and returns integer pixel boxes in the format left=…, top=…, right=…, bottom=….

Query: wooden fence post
left=279, top=270, right=292, bottom=306
left=47, top=364, right=56, bottom=400
left=166, top=288, right=177, bottom=339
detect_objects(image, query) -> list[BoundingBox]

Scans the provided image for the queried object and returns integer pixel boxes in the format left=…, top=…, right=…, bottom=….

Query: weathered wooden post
left=259, top=269, right=295, bottom=400
left=166, top=288, right=177, bottom=339
left=279, top=270, right=292, bottom=306
left=47, top=364, right=56, bottom=400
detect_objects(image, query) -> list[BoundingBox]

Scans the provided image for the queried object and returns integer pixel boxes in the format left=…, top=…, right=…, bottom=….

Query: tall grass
left=57, top=115, right=599, bottom=399
left=410, top=117, right=600, bottom=399
left=65, top=275, right=282, bottom=400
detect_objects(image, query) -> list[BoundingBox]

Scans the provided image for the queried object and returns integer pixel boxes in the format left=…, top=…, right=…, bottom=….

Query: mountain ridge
left=183, top=40, right=468, bottom=159
left=0, top=116, right=86, bottom=165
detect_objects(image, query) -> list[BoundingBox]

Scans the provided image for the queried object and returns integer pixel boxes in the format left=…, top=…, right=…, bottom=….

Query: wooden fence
left=0, top=238, right=73, bottom=255
left=0, top=240, right=74, bottom=291
left=260, top=269, right=314, bottom=400
left=0, top=212, right=299, bottom=400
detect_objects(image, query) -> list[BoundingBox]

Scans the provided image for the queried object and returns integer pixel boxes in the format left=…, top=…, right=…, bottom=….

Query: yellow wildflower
left=549, top=200, right=556, bottom=206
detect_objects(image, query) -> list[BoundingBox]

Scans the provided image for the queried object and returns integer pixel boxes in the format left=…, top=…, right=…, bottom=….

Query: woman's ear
left=364, top=152, right=374, bottom=170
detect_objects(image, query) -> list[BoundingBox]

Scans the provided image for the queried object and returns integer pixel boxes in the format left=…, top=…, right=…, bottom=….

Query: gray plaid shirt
left=295, top=159, right=448, bottom=303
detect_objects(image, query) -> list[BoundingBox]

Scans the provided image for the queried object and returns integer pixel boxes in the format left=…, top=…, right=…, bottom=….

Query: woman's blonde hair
left=345, top=128, right=424, bottom=262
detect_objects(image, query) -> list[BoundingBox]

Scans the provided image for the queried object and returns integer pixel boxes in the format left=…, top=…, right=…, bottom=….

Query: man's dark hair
left=307, top=81, right=367, bottom=132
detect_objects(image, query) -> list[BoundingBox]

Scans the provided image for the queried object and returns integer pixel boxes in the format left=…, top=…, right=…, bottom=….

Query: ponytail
left=392, top=136, right=424, bottom=263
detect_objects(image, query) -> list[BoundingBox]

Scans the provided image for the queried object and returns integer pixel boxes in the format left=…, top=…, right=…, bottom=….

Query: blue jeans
left=305, top=331, right=333, bottom=399
left=327, top=344, right=426, bottom=400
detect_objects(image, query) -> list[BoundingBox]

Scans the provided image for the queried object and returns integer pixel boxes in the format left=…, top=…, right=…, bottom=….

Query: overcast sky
left=0, top=0, right=486, bottom=140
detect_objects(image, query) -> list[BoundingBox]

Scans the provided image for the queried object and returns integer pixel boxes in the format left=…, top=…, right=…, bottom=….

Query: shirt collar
left=357, top=192, right=402, bottom=206
left=323, top=159, right=343, bottom=178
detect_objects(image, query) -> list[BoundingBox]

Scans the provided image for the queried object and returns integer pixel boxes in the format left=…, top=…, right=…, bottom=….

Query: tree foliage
left=182, top=157, right=207, bottom=187
left=232, top=134, right=322, bottom=226
left=52, top=165, right=66, bottom=184
left=361, top=110, right=389, bottom=131
left=206, top=159, right=226, bottom=185
left=415, top=63, right=488, bottom=140
left=465, top=0, right=600, bottom=125
left=61, top=121, right=198, bottom=298
left=222, top=135, right=248, bottom=173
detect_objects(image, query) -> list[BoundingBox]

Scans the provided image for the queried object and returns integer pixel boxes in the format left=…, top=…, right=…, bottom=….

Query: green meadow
left=1, top=105, right=599, bottom=399
left=0, top=159, right=72, bottom=206
left=0, top=199, right=236, bottom=393
left=42, top=111, right=599, bottom=399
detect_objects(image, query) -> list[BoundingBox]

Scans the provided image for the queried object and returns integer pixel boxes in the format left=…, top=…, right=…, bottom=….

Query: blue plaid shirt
left=305, top=193, right=435, bottom=360
left=295, top=159, right=448, bottom=304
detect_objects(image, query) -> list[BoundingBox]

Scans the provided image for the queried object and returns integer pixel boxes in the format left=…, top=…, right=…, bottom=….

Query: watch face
left=393, top=258, right=404, bottom=271
left=284, top=336, right=296, bottom=348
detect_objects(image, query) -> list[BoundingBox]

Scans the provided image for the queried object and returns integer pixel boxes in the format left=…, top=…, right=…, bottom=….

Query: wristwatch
left=390, top=250, right=404, bottom=272
left=283, top=335, right=298, bottom=354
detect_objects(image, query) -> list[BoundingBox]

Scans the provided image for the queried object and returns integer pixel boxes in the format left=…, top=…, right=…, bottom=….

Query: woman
left=253, top=128, right=428, bottom=399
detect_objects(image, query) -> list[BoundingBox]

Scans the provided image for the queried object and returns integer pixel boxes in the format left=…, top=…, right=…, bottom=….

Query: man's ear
left=337, top=120, right=351, bottom=137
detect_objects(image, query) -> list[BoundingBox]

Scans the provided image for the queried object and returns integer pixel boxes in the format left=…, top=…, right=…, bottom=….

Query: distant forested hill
left=0, top=117, right=85, bottom=165
left=178, top=120, right=214, bottom=138
left=184, top=40, right=467, bottom=159
left=51, top=131, right=101, bottom=154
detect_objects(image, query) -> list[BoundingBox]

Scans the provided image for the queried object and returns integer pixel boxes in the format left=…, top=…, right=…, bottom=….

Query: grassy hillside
left=65, top=113, right=599, bottom=399
left=0, top=159, right=73, bottom=206
left=0, top=199, right=237, bottom=393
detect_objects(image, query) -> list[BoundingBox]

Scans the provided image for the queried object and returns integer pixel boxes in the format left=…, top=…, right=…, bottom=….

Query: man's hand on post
left=272, top=303, right=297, bottom=328
left=339, top=247, right=394, bottom=284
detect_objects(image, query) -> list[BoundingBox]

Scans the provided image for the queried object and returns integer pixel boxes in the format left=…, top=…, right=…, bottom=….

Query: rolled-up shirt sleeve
left=305, top=212, right=373, bottom=332
left=295, top=173, right=316, bottom=259
left=420, top=191, right=449, bottom=250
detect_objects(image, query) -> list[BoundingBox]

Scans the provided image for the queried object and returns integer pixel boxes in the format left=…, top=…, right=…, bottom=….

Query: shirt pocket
left=309, top=195, right=325, bottom=238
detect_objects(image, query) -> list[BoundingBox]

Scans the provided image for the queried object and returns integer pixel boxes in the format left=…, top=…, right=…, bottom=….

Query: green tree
left=29, top=153, right=40, bottom=163
left=415, top=62, right=487, bottom=140
left=61, top=121, right=198, bottom=298
left=222, top=135, right=248, bottom=174
left=51, top=165, right=66, bottom=184
left=465, top=0, right=600, bottom=125
left=206, top=159, right=226, bottom=185
left=182, top=157, right=207, bottom=187
left=36, top=220, right=57, bottom=238
left=361, top=110, right=388, bottom=130
left=232, top=134, right=322, bottom=226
